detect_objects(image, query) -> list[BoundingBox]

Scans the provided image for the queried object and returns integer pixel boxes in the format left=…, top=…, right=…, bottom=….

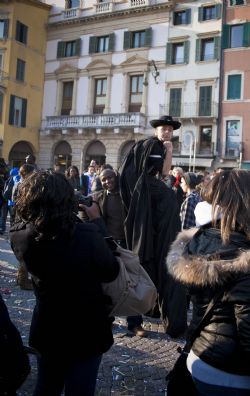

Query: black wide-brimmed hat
left=150, top=115, right=181, bottom=130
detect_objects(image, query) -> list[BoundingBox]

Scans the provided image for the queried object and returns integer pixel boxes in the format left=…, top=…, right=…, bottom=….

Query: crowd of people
left=0, top=115, right=249, bottom=395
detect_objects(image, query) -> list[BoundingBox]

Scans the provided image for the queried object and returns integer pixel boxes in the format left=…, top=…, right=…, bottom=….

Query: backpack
left=2, top=177, right=14, bottom=201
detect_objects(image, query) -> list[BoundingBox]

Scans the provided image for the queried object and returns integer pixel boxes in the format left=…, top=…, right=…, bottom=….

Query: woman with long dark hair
left=167, top=169, right=250, bottom=395
left=10, top=171, right=119, bottom=396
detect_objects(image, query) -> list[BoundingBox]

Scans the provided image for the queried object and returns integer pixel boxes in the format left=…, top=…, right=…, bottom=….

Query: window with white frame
left=93, top=78, right=107, bottom=114
left=129, top=75, right=143, bottom=112
left=226, top=120, right=241, bottom=157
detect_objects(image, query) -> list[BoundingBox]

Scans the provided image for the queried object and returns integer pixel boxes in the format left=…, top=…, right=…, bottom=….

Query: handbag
left=102, top=242, right=157, bottom=316
left=166, top=290, right=224, bottom=396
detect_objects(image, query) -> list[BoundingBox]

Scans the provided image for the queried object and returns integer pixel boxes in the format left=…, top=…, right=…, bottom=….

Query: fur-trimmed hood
left=166, top=228, right=250, bottom=287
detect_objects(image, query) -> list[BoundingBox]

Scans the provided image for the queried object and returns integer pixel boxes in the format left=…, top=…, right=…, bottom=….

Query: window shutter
left=166, top=43, right=173, bottom=64
left=198, top=7, right=203, bottom=22
left=89, top=36, right=97, bottom=54
left=184, top=41, right=190, bottom=63
left=8, top=95, right=15, bottom=125
left=15, top=21, right=20, bottom=41
left=108, top=33, right=115, bottom=52
left=215, top=4, right=222, bottom=19
left=214, top=36, right=220, bottom=60
left=227, top=75, right=241, bottom=99
left=185, top=9, right=191, bottom=24
left=3, top=19, right=9, bottom=39
left=170, top=88, right=181, bottom=117
left=222, top=25, right=230, bottom=49
left=195, top=39, right=201, bottom=62
left=21, top=98, right=27, bottom=128
left=123, top=31, right=131, bottom=50
left=23, top=25, right=28, bottom=45
left=144, top=27, right=152, bottom=47
left=243, top=22, right=250, bottom=47
left=75, top=38, right=81, bottom=56
left=199, top=86, right=212, bottom=116
left=57, top=41, right=65, bottom=58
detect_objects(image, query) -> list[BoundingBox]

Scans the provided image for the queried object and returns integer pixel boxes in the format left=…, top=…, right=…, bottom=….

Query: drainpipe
left=216, top=0, right=227, bottom=162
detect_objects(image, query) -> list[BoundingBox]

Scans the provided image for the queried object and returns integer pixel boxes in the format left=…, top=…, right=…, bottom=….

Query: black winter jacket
left=10, top=219, right=119, bottom=359
left=167, top=226, right=250, bottom=376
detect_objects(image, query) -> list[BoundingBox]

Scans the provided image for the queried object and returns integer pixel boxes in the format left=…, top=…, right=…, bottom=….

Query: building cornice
left=4, top=0, right=52, bottom=11
left=48, top=2, right=174, bottom=29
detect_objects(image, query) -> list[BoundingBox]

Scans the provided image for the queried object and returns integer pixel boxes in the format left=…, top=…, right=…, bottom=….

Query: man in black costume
left=120, top=116, right=187, bottom=337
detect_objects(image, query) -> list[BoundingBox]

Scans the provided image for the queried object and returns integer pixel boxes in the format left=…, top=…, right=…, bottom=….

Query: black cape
left=120, top=137, right=187, bottom=336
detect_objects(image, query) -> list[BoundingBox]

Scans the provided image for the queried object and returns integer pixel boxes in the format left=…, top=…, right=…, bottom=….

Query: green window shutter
left=123, top=31, right=131, bottom=50
left=144, top=27, right=152, bottom=47
left=169, top=88, right=182, bottom=117
left=8, top=95, right=15, bottom=125
left=199, top=86, right=212, bottom=116
left=89, top=36, right=97, bottom=54
left=227, top=74, right=241, bottom=99
left=166, top=43, right=173, bottom=64
left=243, top=22, right=250, bottom=47
left=185, top=9, right=191, bottom=24
left=195, top=39, right=201, bottom=62
left=215, top=4, right=222, bottom=19
left=222, top=25, right=230, bottom=49
left=184, top=41, right=190, bottom=63
left=214, top=36, right=221, bottom=60
left=57, top=41, right=65, bottom=58
left=75, top=38, right=81, bottom=56
left=21, top=98, right=27, bottom=127
left=3, top=19, right=9, bottom=39
left=108, top=33, right=115, bottom=52
left=198, top=7, right=203, bottom=22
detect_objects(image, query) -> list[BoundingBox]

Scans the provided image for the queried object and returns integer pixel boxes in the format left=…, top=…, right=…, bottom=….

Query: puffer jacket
left=166, top=226, right=250, bottom=376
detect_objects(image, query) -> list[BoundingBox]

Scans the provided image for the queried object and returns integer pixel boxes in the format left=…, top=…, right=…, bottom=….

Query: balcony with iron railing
left=51, top=0, right=171, bottom=22
left=159, top=102, right=219, bottom=119
left=42, top=112, right=146, bottom=132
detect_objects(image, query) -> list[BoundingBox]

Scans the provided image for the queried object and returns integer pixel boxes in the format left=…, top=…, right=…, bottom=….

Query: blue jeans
left=193, top=378, right=250, bottom=396
left=33, top=354, right=102, bottom=396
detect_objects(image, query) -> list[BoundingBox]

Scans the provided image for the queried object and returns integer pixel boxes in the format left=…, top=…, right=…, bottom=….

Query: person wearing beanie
left=180, top=172, right=201, bottom=230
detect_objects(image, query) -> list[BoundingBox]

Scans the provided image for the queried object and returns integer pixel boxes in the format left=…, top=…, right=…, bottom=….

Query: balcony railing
left=130, top=0, right=149, bottom=7
left=62, top=8, right=80, bottom=19
left=44, top=112, right=146, bottom=130
left=49, top=0, right=169, bottom=23
left=159, top=102, right=218, bottom=119
left=94, top=1, right=114, bottom=13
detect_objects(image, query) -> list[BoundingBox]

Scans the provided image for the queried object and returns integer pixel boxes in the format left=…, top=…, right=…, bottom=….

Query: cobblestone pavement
left=0, top=233, right=184, bottom=396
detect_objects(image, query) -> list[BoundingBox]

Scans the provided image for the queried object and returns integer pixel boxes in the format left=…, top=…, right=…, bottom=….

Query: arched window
left=9, top=141, right=33, bottom=168
left=54, top=141, right=72, bottom=172
left=85, top=140, right=106, bottom=170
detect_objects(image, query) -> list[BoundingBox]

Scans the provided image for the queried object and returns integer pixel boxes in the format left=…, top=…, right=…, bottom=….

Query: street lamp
left=143, top=60, right=159, bottom=86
